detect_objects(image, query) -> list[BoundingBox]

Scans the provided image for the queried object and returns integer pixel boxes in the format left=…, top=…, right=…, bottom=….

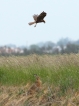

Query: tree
left=29, top=45, right=40, bottom=53
left=65, top=43, right=79, bottom=54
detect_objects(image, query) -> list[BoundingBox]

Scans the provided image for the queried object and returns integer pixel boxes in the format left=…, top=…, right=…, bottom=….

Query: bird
left=27, top=74, right=42, bottom=95
left=28, top=11, right=47, bottom=27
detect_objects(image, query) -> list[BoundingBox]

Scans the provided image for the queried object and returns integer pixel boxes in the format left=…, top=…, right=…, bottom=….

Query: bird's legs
left=34, top=23, right=37, bottom=27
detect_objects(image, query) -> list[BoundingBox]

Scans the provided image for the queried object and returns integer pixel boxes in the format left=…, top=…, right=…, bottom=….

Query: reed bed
left=0, top=54, right=79, bottom=92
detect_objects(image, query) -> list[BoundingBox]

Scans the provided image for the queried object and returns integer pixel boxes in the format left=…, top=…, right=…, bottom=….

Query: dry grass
left=0, top=85, right=79, bottom=106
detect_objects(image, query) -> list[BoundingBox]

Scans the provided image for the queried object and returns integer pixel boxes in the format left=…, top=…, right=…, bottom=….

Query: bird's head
left=34, top=74, right=40, bottom=81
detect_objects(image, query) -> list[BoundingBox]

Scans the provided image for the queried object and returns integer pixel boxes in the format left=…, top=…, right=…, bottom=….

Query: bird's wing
left=37, top=11, right=47, bottom=21
left=33, top=14, right=38, bottom=21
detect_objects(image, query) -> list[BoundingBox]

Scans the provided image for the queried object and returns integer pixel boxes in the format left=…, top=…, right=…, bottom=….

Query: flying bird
left=28, top=11, right=47, bottom=27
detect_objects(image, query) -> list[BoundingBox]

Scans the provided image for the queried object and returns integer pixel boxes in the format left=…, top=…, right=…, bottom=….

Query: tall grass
left=0, top=54, right=79, bottom=93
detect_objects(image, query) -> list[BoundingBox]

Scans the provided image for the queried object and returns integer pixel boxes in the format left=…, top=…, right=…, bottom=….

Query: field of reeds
left=0, top=54, right=79, bottom=106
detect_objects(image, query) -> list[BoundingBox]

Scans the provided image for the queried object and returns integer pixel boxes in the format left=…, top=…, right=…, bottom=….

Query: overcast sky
left=0, top=0, right=79, bottom=46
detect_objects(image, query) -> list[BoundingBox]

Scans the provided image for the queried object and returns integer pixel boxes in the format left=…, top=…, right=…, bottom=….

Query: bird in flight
left=28, top=11, right=47, bottom=27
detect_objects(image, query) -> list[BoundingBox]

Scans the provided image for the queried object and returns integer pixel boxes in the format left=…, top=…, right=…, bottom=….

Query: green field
left=0, top=54, right=79, bottom=90
left=0, top=54, right=79, bottom=106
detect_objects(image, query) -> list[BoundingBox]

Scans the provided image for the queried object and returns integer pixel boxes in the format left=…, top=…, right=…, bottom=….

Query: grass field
left=0, top=54, right=79, bottom=106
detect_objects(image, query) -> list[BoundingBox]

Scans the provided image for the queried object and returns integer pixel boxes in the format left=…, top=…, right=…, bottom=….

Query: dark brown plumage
left=36, top=11, right=47, bottom=23
left=28, top=11, right=47, bottom=27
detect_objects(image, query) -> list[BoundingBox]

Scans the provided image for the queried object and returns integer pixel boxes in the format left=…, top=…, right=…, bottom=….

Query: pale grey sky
left=0, top=0, right=79, bottom=46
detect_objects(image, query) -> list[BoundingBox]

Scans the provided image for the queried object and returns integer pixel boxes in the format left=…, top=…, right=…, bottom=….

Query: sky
left=0, top=0, right=79, bottom=46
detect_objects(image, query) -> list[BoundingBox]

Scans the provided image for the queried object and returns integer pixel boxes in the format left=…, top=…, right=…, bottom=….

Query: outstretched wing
left=33, top=14, right=38, bottom=21
left=37, top=11, right=47, bottom=21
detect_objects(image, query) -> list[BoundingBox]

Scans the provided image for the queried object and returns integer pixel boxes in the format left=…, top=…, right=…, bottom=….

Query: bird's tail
left=28, top=21, right=36, bottom=25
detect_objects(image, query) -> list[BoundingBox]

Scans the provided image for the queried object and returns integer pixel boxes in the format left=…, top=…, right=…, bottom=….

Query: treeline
left=23, top=38, right=79, bottom=55
left=23, top=43, right=79, bottom=55
left=0, top=38, right=79, bottom=56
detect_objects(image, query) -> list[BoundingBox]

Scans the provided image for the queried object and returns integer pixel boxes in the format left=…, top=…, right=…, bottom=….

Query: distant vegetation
left=0, top=38, right=79, bottom=56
